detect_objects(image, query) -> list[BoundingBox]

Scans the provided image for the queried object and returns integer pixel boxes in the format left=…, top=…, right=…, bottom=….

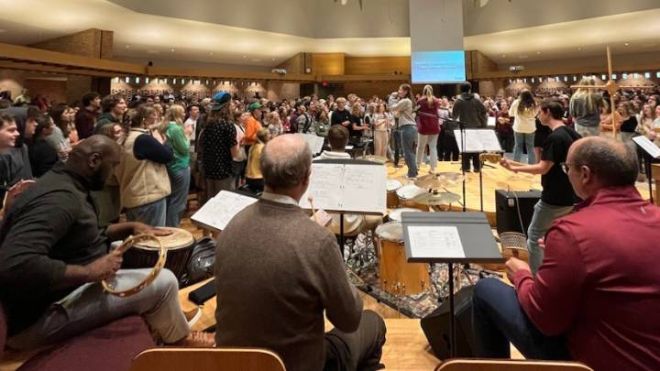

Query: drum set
left=369, top=173, right=466, bottom=298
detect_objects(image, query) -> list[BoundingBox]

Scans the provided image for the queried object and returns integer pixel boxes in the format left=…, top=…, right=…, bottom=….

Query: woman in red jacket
left=416, top=85, right=441, bottom=174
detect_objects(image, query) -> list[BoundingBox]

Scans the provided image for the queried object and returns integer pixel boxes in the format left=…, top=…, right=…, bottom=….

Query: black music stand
left=401, top=212, right=502, bottom=357
left=633, top=136, right=660, bottom=204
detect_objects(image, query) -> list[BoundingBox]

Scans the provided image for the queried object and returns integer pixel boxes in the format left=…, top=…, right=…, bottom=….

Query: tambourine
left=101, top=234, right=167, bottom=297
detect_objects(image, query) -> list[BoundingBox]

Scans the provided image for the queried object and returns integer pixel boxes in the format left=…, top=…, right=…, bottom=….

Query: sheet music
left=191, top=191, right=258, bottom=231
left=633, top=136, right=660, bottom=159
left=453, top=129, right=502, bottom=153
left=301, top=133, right=325, bottom=155
left=487, top=116, right=496, bottom=127
left=300, top=162, right=387, bottom=214
left=407, top=225, right=465, bottom=259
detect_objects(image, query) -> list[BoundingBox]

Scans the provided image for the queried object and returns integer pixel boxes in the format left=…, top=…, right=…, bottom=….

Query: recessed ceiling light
left=125, top=44, right=130, bottom=49
left=624, top=42, right=630, bottom=47
left=209, top=52, right=214, bottom=56
left=536, top=51, right=541, bottom=55
left=170, top=48, right=175, bottom=52
left=577, top=47, right=583, bottom=51
left=242, top=55, right=247, bottom=58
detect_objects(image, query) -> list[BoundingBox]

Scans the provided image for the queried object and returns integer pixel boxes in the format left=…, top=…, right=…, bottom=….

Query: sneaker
left=177, top=331, right=216, bottom=348
left=184, top=307, right=202, bottom=327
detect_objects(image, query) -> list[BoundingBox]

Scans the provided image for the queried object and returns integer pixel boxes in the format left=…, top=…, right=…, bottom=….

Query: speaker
left=420, top=285, right=475, bottom=359
left=495, top=189, right=541, bottom=235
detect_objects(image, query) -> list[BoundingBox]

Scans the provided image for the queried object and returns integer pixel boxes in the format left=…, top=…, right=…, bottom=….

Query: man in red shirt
left=473, top=136, right=660, bottom=371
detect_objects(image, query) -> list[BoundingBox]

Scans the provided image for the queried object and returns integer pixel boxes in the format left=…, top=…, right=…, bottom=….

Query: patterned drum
left=122, top=227, right=195, bottom=280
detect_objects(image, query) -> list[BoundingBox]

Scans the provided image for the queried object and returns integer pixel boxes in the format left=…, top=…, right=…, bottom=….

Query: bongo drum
left=395, top=184, right=428, bottom=211
left=375, top=222, right=430, bottom=296
left=386, top=179, right=402, bottom=209
left=122, top=227, right=195, bottom=280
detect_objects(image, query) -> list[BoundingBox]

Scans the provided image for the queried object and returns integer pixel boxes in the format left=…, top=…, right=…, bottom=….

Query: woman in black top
left=200, top=92, right=238, bottom=203
left=348, top=104, right=368, bottom=146
left=617, top=102, right=638, bottom=143
left=28, top=114, right=59, bottom=178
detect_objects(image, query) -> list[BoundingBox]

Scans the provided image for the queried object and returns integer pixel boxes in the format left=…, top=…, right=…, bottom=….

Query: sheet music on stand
left=453, top=129, right=502, bottom=153
left=191, top=190, right=258, bottom=232
left=299, top=159, right=387, bottom=214
left=633, top=136, right=660, bottom=159
left=301, top=133, right=325, bottom=155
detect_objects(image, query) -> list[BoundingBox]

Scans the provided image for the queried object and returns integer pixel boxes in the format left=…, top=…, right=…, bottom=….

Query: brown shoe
left=184, top=307, right=202, bottom=327
left=177, top=331, right=216, bottom=347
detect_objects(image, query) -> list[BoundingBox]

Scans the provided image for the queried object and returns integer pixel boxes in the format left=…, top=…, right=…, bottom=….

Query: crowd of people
left=0, top=79, right=659, bottom=370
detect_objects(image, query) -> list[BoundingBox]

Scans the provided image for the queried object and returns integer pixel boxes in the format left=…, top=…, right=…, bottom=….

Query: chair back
left=130, top=347, right=286, bottom=371
left=435, top=359, right=594, bottom=371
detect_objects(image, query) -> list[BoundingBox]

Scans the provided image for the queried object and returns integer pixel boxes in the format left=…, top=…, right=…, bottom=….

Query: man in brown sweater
left=215, top=134, right=386, bottom=371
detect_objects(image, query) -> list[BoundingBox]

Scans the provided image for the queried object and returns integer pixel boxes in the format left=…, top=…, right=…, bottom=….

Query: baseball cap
left=211, top=91, right=231, bottom=111
left=247, top=102, right=262, bottom=112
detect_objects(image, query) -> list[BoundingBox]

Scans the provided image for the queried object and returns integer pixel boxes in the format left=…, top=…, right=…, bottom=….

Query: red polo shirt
left=513, top=186, right=660, bottom=371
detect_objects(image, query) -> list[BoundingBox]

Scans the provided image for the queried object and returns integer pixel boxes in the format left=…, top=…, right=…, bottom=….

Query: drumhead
left=375, top=221, right=403, bottom=242
left=135, top=227, right=194, bottom=250
left=386, top=179, right=402, bottom=192
left=396, top=184, right=424, bottom=200
left=388, top=208, right=422, bottom=222
left=103, top=269, right=153, bottom=292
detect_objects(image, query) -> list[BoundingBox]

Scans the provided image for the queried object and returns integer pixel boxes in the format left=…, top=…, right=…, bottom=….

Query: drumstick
left=308, top=196, right=320, bottom=224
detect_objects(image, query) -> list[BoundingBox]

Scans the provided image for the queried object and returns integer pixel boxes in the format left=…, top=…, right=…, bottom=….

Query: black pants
left=245, top=178, right=264, bottom=195
left=462, top=153, right=481, bottom=172
left=497, top=132, right=514, bottom=153
left=442, top=135, right=459, bottom=161
left=324, top=310, right=387, bottom=371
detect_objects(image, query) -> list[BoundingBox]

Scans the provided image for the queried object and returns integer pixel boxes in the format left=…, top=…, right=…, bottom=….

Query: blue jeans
left=527, top=200, right=573, bottom=274
left=166, top=166, right=191, bottom=227
left=513, top=132, right=536, bottom=164
left=125, top=197, right=167, bottom=227
left=472, top=278, right=570, bottom=360
left=400, top=125, right=418, bottom=177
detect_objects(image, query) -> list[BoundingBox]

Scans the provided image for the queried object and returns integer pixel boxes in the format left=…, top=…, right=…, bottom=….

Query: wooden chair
left=129, top=348, right=286, bottom=371
left=435, top=359, right=594, bottom=371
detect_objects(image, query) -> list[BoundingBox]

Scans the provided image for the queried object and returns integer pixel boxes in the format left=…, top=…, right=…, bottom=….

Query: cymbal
left=413, top=191, right=461, bottom=205
left=414, top=172, right=463, bottom=189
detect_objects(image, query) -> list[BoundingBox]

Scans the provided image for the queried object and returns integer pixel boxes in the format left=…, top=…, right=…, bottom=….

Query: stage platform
left=385, top=160, right=651, bottom=227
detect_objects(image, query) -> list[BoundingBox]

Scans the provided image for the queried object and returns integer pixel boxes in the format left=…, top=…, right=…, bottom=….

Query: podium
left=401, top=212, right=502, bottom=357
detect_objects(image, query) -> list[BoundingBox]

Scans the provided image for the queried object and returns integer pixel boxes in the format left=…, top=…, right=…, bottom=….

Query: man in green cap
left=244, top=102, right=263, bottom=153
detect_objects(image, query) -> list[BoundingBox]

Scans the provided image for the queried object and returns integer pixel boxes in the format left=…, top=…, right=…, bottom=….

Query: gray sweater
left=215, top=198, right=362, bottom=371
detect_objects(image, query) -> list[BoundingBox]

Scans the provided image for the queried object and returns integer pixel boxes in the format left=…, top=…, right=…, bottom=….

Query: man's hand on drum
left=86, top=249, right=123, bottom=281
left=505, top=257, right=531, bottom=283
left=132, top=222, right=173, bottom=237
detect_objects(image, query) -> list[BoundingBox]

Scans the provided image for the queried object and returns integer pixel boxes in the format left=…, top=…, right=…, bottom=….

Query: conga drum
left=375, top=222, right=430, bottom=296
left=395, top=184, right=428, bottom=211
left=122, top=227, right=195, bottom=280
left=386, top=179, right=402, bottom=209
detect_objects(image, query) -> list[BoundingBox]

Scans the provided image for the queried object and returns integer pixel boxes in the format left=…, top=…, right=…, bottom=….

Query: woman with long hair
left=617, top=101, right=638, bottom=143
left=200, top=92, right=239, bottom=203
left=372, top=103, right=391, bottom=158
left=509, top=90, right=537, bottom=164
left=164, top=104, right=190, bottom=227
left=415, top=85, right=440, bottom=174
left=114, top=104, right=173, bottom=226
left=388, top=84, right=417, bottom=178
left=569, top=76, right=604, bottom=137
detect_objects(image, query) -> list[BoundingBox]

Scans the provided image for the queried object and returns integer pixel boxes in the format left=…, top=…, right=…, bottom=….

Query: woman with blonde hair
left=372, top=103, right=390, bottom=158
left=164, top=104, right=190, bottom=227
left=569, top=76, right=604, bottom=137
left=415, top=85, right=440, bottom=174
left=509, top=90, right=537, bottom=164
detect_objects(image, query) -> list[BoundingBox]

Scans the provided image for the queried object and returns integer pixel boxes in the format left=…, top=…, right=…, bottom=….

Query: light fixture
left=125, top=77, right=130, bottom=83
left=601, top=74, right=607, bottom=80
left=612, top=74, right=617, bottom=80
left=563, top=76, right=568, bottom=82
left=173, top=78, right=177, bottom=84
left=145, top=77, right=150, bottom=83
left=645, top=72, right=651, bottom=78
left=624, top=42, right=630, bottom=47
left=573, top=76, right=578, bottom=82
left=622, top=73, right=628, bottom=79
left=135, top=77, right=140, bottom=84
left=531, top=77, right=535, bottom=83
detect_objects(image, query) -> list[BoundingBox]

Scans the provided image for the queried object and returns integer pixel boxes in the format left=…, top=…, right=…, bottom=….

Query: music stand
left=632, top=136, right=660, bottom=204
left=401, top=212, right=502, bottom=357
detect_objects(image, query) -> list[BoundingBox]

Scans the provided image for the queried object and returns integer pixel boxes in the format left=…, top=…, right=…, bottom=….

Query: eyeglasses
left=561, top=162, right=574, bottom=174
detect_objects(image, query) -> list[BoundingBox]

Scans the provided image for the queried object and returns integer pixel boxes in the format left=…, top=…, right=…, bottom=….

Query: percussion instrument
left=387, top=208, right=422, bottom=223
left=386, top=179, right=402, bottom=209
left=499, top=231, right=530, bottom=262
left=413, top=191, right=461, bottom=206
left=375, top=222, right=430, bottom=296
left=395, top=184, right=427, bottom=211
left=102, top=234, right=166, bottom=297
left=415, top=172, right=463, bottom=190
left=122, top=227, right=195, bottom=280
